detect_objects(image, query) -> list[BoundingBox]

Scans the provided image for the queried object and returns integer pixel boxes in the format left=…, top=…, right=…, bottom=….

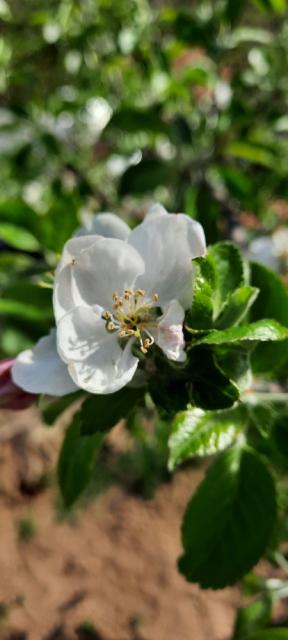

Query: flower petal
left=144, top=202, right=168, bottom=221
left=57, top=305, right=139, bottom=394
left=12, top=330, right=78, bottom=396
left=53, top=235, right=145, bottom=322
left=76, top=212, right=130, bottom=240
left=154, top=300, right=186, bottom=362
left=129, top=212, right=206, bottom=309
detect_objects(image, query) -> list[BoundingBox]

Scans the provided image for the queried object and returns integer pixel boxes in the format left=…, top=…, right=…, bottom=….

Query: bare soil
left=0, top=407, right=239, bottom=640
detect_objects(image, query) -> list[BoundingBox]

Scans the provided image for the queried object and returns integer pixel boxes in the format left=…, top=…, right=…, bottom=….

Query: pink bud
left=0, top=358, right=36, bottom=410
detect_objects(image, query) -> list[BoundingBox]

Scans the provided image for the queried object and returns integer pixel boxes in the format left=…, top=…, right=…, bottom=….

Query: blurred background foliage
left=0, top=0, right=288, bottom=357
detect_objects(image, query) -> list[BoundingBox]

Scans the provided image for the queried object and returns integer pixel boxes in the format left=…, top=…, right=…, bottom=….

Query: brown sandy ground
left=0, top=407, right=239, bottom=640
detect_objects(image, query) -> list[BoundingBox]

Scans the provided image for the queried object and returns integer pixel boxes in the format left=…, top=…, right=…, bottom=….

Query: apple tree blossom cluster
left=11, top=205, right=206, bottom=400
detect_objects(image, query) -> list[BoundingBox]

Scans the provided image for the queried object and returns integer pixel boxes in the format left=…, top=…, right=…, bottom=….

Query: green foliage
left=192, top=320, right=288, bottom=346
left=168, top=405, right=247, bottom=470
left=41, top=391, right=84, bottom=426
left=179, top=449, right=277, bottom=589
left=232, top=594, right=273, bottom=640
left=80, top=387, right=144, bottom=435
left=58, top=413, right=104, bottom=508
left=243, top=632, right=288, bottom=640
left=250, top=263, right=288, bottom=378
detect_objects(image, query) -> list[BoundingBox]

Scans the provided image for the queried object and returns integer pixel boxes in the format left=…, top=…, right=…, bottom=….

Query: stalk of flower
left=12, top=204, right=206, bottom=396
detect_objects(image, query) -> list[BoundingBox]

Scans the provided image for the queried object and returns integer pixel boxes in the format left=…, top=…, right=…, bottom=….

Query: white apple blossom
left=12, top=205, right=206, bottom=396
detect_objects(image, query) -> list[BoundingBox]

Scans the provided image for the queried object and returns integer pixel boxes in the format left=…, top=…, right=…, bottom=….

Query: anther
left=107, top=321, right=116, bottom=332
left=102, top=311, right=112, bottom=320
left=140, top=346, right=148, bottom=354
left=119, top=330, right=127, bottom=338
left=136, top=289, right=145, bottom=297
left=153, top=293, right=159, bottom=301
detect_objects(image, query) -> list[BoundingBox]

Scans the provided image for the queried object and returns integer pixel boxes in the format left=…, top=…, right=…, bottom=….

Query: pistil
left=102, top=288, right=159, bottom=353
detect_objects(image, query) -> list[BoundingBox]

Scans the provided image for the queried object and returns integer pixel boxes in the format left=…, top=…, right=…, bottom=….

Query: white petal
left=155, top=300, right=186, bottom=363
left=57, top=305, right=138, bottom=394
left=57, top=305, right=109, bottom=364
left=129, top=212, right=206, bottom=309
left=144, top=202, right=168, bottom=221
left=11, top=330, right=78, bottom=396
left=53, top=235, right=145, bottom=322
left=76, top=212, right=130, bottom=240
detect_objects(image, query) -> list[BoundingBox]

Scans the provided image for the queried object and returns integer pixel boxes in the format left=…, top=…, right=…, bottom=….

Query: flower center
left=102, top=289, right=160, bottom=354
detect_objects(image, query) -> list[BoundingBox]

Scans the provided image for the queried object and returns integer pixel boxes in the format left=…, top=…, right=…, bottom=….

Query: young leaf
left=58, top=413, right=103, bottom=509
left=168, top=405, right=247, bottom=470
left=80, top=387, right=144, bottom=435
left=179, top=448, right=277, bottom=589
left=208, top=242, right=247, bottom=316
left=192, top=320, right=288, bottom=346
left=187, top=257, right=215, bottom=330
left=215, top=286, right=259, bottom=329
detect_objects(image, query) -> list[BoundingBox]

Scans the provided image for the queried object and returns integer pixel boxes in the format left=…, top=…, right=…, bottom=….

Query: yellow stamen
left=107, top=321, right=116, bottom=332
left=153, top=293, right=159, bottom=301
left=102, top=311, right=112, bottom=320
left=143, top=338, right=153, bottom=349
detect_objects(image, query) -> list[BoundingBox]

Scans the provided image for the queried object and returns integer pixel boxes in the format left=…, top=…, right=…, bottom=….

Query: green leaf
left=35, top=202, right=79, bottom=252
left=179, top=449, right=277, bottom=589
left=215, top=347, right=252, bottom=392
left=0, top=283, right=53, bottom=322
left=119, top=158, right=174, bottom=195
left=192, top=320, right=288, bottom=346
left=187, top=257, right=215, bottom=330
left=80, top=386, right=144, bottom=436
left=191, top=349, right=240, bottom=410
left=232, top=594, right=273, bottom=640
left=168, top=405, right=247, bottom=470
left=208, top=242, right=247, bottom=317
left=250, top=263, right=288, bottom=377
left=41, top=391, right=84, bottom=426
left=58, top=413, right=103, bottom=509
left=253, top=0, right=287, bottom=14
left=215, top=287, right=259, bottom=329
left=244, top=631, right=288, bottom=640
left=225, top=142, right=278, bottom=170
left=0, top=299, right=52, bottom=322
left=225, top=0, right=248, bottom=26
left=272, top=410, right=288, bottom=462
left=107, top=107, right=169, bottom=134
left=0, top=222, right=40, bottom=251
